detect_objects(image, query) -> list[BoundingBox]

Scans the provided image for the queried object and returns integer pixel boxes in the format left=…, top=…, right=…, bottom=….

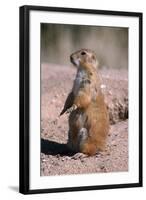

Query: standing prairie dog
left=60, top=49, right=109, bottom=156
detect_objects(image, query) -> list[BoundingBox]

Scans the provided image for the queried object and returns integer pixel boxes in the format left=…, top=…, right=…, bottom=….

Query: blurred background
left=41, top=23, right=128, bottom=69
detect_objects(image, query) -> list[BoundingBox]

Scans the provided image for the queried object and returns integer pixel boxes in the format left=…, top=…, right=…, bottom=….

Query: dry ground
left=41, top=63, right=128, bottom=176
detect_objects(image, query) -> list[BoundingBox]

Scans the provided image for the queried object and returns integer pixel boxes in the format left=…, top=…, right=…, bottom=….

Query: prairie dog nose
left=70, top=54, right=79, bottom=67
left=70, top=54, right=74, bottom=63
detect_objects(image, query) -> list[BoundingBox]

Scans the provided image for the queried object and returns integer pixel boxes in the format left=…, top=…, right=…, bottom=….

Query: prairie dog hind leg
left=67, top=127, right=89, bottom=155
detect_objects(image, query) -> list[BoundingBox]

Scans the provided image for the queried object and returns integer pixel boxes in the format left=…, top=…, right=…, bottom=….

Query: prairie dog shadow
left=41, top=138, right=74, bottom=156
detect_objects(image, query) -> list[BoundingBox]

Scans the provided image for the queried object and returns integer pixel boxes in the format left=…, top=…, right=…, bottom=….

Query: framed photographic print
left=19, top=5, right=143, bottom=194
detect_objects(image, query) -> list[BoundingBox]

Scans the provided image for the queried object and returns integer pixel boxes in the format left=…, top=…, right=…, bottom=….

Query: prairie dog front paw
left=66, top=104, right=77, bottom=114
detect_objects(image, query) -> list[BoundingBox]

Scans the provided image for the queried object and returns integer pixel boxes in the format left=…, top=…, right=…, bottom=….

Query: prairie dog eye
left=81, top=51, right=86, bottom=55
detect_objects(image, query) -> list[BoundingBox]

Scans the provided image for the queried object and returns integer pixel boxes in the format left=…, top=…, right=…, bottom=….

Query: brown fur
left=60, top=49, right=109, bottom=155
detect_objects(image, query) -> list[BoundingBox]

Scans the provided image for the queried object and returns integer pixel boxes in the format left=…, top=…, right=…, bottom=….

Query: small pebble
left=108, top=90, right=112, bottom=95
left=51, top=99, right=56, bottom=103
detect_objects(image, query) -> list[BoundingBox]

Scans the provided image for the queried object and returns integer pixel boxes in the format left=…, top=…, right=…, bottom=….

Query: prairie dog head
left=70, top=49, right=99, bottom=69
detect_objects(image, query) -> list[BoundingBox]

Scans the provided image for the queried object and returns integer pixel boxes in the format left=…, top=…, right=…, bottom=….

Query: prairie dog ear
left=91, top=54, right=99, bottom=69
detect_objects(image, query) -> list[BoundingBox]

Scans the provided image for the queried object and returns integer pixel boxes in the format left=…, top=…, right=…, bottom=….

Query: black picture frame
left=19, top=5, right=143, bottom=194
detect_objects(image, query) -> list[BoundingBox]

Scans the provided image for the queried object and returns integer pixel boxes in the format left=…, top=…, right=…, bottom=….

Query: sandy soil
left=41, top=63, right=128, bottom=176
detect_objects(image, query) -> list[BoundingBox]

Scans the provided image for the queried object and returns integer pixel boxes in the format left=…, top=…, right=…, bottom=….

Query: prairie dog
left=60, top=49, right=109, bottom=155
